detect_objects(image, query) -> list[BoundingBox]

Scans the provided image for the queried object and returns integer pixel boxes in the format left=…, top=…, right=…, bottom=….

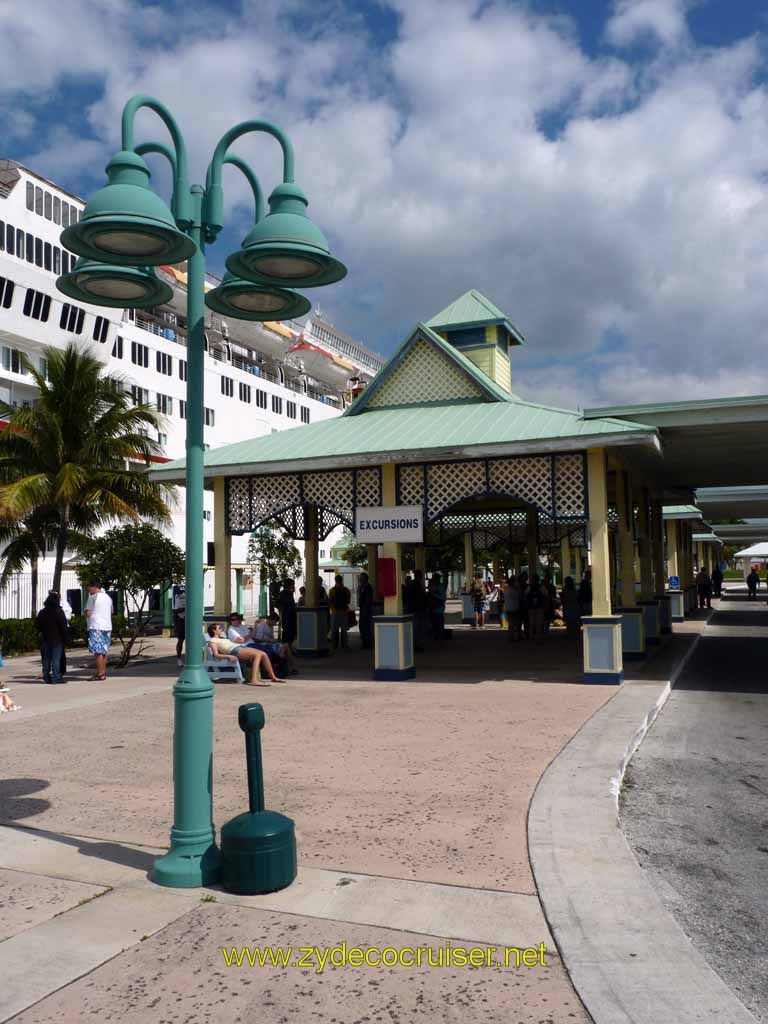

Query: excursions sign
left=354, top=506, right=424, bottom=543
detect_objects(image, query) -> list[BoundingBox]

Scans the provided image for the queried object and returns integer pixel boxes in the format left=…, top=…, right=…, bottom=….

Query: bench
left=203, top=642, right=244, bottom=683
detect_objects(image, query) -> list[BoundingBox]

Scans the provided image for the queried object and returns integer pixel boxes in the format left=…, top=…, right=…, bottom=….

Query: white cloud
left=4, top=0, right=768, bottom=407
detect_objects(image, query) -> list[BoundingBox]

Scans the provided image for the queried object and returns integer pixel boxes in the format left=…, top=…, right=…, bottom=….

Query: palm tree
left=0, top=342, right=174, bottom=592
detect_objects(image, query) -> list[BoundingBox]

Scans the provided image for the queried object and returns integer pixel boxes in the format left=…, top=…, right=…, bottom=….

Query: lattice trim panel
left=367, top=337, right=484, bottom=408
left=397, top=452, right=587, bottom=523
left=225, top=466, right=382, bottom=538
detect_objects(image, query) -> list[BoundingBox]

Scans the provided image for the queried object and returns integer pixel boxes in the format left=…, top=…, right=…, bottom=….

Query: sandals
left=88, top=674, right=107, bottom=681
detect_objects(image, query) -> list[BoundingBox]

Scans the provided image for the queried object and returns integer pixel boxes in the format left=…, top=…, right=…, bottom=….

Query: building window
left=112, top=335, right=124, bottom=359
left=156, top=351, right=173, bottom=375
left=44, top=192, right=52, bottom=220
left=26, top=182, right=34, bottom=211
left=0, top=276, right=15, bottom=309
left=301, top=406, right=310, bottom=424
left=221, top=376, right=234, bottom=397
left=61, top=204, right=69, bottom=228
left=158, top=432, right=168, bottom=448
left=43, top=242, right=52, bottom=271
left=239, top=382, right=251, bottom=403
left=53, top=196, right=61, bottom=224
left=156, top=392, right=173, bottom=415
left=34, top=237, right=43, bottom=267
left=22, top=288, right=51, bottom=322
left=53, top=247, right=61, bottom=274
left=179, top=400, right=187, bottom=419
left=271, top=395, right=282, bottom=414
left=204, top=407, right=215, bottom=427
left=35, top=186, right=43, bottom=215
left=179, top=359, right=187, bottom=381
left=61, top=251, right=70, bottom=274
left=39, top=357, right=48, bottom=380
left=2, top=346, right=27, bottom=375
left=59, top=303, right=85, bottom=334
left=256, top=388, right=267, bottom=409
left=92, top=315, right=109, bottom=343
left=25, top=232, right=33, bottom=263
left=131, top=341, right=149, bottom=367
left=131, top=385, right=149, bottom=406
left=203, top=510, right=212, bottom=521
left=286, top=400, right=296, bottom=419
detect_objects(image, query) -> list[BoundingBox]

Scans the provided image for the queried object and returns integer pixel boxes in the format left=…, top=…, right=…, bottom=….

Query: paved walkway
left=0, top=620, right=701, bottom=1023
left=622, top=590, right=768, bottom=1022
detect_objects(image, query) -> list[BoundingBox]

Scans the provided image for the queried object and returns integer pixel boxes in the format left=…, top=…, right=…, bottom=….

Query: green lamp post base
left=152, top=838, right=222, bottom=889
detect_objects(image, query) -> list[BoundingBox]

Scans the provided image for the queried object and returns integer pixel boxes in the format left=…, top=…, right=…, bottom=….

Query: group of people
left=35, top=579, right=113, bottom=684
left=278, top=573, right=377, bottom=651
left=206, top=612, right=299, bottom=686
left=467, top=571, right=593, bottom=642
left=402, top=569, right=447, bottom=650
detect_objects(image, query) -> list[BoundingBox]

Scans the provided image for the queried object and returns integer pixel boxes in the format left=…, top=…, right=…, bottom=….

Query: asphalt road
left=622, top=591, right=768, bottom=1023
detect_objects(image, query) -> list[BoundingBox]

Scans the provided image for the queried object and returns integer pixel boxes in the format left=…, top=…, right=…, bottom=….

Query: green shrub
left=0, top=618, right=42, bottom=656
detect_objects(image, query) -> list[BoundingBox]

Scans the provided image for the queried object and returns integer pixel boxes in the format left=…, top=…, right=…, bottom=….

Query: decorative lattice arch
left=366, top=338, right=484, bottom=408
left=225, top=466, right=382, bottom=539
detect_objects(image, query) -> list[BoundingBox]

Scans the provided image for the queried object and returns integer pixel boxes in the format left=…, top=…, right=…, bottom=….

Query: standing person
left=470, top=574, right=486, bottom=629
left=696, top=568, right=712, bottom=610
left=328, top=574, right=351, bottom=649
left=48, top=590, right=72, bottom=677
left=711, top=564, right=723, bottom=598
left=578, top=569, right=593, bottom=617
left=747, top=568, right=760, bottom=601
left=409, top=569, right=428, bottom=651
left=276, top=579, right=297, bottom=645
left=504, top=575, right=522, bottom=642
left=36, top=593, right=68, bottom=684
left=358, top=571, right=374, bottom=650
left=172, top=586, right=186, bottom=667
left=560, top=577, right=581, bottom=639
left=526, top=575, right=546, bottom=643
left=84, top=579, right=113, bottom=681
left=541, top=573, right=557, bottom=634
left=428, top=572, right=447, bottom=640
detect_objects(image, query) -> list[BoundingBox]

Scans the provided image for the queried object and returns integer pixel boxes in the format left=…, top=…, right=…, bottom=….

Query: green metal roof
left=584, top=394, right=768, bottom=420
left=425, top=289, right=524, bottom=344
left=344, top=323, right=514, bottom=415
left=152, top=397, right=658, bottom=482
left=662, top=504, right=703, bottom=519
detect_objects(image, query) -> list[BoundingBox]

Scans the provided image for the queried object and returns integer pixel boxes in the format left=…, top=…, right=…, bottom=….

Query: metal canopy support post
left=213, top=476, right=232, bottom=617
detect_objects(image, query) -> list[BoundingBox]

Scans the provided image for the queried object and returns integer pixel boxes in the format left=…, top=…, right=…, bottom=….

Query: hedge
left=0, top=614, right=128, bottom=656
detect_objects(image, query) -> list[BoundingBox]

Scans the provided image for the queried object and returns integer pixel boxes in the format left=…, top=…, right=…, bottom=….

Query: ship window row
left=26, top=181, right=81, bottom=227
left=0, top=218, right=76, bottom=275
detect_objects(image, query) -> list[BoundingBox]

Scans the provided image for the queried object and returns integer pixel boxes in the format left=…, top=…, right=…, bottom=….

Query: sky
left=2, top=0, right=768, bottom=410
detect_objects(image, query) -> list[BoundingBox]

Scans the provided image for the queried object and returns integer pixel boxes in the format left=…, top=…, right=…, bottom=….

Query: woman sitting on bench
left=206, top=624, right=284, bottom=686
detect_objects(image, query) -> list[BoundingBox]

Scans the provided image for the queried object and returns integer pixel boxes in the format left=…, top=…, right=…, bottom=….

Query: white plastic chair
left=203, top=640, right=244, bottom=683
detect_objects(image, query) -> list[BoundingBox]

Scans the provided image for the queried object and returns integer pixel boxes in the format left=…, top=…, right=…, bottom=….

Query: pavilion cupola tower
left=425, top=289, right=524, bottom=394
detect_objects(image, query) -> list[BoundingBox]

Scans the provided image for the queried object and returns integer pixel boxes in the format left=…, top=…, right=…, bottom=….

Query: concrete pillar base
left=461, top=593, right=475, bottom=624
left=582, top=615, right=624, bottom=684
left=294, top=606, right=330, bottom=657
left=374, top=615, right=415, bottom=680
left=655, top=594, right=672, bottom=633
left=637, top=599, right=661, bottom=645
left=614, top=606, right=646, bottom=660
left=668, top=589, right=685, bottom=622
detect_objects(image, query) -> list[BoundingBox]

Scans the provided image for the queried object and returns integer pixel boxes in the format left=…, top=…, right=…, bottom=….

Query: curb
left=528, top=628, right=758, bottom=1024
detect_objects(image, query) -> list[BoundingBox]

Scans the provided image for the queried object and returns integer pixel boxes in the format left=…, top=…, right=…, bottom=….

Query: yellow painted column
left=526, top=507, right=538, bottom=577
left=651, top=499, right=665, bottom=592
left=382, top=463, right=403, bottom=616
left=574, top=545, right=583, bottom=582
left=560, top=533, right=572, bottom=582
left=587, top=448, right=611, bottom=616
left=304, top=504, right=319, bottom=605
left=616, top=469, right=635, bottom=606
left=635, top=489, right=655, bottom=599
left=666, top=520, right=679, bottom=579
left=464, top=531, right=474, bottom=589
left=213, top=476, right=232, bottom=616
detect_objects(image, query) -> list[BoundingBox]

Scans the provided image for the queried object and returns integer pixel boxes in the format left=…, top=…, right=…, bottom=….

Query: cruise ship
left=0, top=159, right=383, bottom=616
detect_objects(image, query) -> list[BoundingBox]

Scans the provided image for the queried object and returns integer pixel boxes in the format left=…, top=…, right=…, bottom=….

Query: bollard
left=220, top=703, right=297, bottom=895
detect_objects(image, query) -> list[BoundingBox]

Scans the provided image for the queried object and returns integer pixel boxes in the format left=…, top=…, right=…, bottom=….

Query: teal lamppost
left=57, top=95, right=346, bottom=888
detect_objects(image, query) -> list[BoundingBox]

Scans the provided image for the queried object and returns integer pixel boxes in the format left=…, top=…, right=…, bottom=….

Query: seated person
left=252, top=614, right=299, bottom=675
left=206, top=623, right=283, bottom=686
left=227, top=612, right=253, bottom=644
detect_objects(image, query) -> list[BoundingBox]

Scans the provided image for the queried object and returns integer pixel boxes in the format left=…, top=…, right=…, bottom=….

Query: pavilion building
left=154, top=290, right=768, bottom=684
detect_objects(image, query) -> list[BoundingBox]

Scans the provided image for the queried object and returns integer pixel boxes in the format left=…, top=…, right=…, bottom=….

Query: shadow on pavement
left=0, top=777, right=51, bottom=819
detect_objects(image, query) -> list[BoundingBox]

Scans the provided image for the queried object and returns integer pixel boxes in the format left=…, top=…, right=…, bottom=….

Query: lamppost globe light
left=226, top=182, right=347, bottom=288
left=205, top=272, right=310, bottom=321
left=57, top=257, right=174, bottom=308
left=61, top=150, right=196, bottom=267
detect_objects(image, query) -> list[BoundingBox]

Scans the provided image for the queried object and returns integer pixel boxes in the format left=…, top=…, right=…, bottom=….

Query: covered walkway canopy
left=154, top=289, right=768, bottom=683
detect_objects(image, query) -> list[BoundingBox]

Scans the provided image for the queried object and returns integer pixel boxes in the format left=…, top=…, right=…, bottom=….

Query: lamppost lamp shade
left=226, top=183, right=347, bottom=288
left=57, top=258, right=174, bottom=309
left=204, top=272, right=310, bottom=321
left=61, top=150, right=196, bottom=267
